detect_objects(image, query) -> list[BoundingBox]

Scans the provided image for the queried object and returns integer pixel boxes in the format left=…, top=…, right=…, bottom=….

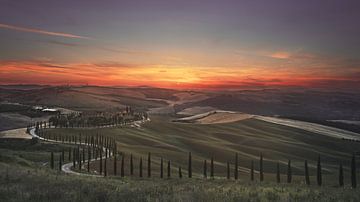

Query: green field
left=0, top=138, right=359, bottom=202
left=43, top=115, right=360, bottom=184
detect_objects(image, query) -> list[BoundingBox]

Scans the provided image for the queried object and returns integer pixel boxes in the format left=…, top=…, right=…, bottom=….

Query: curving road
left=29, top=127, right=107, bottom=177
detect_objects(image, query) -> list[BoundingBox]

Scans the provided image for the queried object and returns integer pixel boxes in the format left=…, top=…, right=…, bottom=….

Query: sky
left=0, top=0, right=360, bottom=90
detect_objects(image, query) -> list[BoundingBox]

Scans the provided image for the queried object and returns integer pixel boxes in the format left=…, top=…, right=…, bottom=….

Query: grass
left=0, top=138, right=359, bottom=201
left=44, top=115, right=360, bottom=179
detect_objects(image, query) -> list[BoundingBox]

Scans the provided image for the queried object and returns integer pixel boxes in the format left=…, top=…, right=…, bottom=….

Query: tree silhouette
left=87, top=147, right=91, bottom=172
left=317, top=155, right=322, bottom=186
left=167, top=160, right=171, bottom=178
left=130, top=154, right=134, bottom=176
left=50, top=152, right=54, bottom=169
left=203, top=160, right=207, bottom=178
left=287, top=160, right=292, bottom=183
left=139, top=157, right=143, bottom=178
left=351, top=153, right=357, bottom=188
left=211, top=156, right=214, bottom=179
left=113, top=154, right=117, bottom=176
left=104, top=158, right=107, bottom=177
left=59, top=155, right=62, bottom=171
left=179, top=166, right=182, bottom=178
left=121, top=154, right=125, bottom=177
left=305, top=160, right=310, bottom=185
left=160, top=157, right=163, bottom=178
left=339, top=163, right=344, bottom=187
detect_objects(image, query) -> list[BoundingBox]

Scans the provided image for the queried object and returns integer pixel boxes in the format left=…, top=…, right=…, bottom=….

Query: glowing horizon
left=0, top=1, right=359, bottom=90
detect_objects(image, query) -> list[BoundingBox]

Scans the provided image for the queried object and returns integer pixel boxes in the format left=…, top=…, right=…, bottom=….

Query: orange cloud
left=269, top=51, right=291, bottom=59
left=0, top=23, right=90, bottom=39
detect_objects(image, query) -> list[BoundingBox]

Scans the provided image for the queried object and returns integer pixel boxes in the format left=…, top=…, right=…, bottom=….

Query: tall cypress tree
left=188, top=152, right=192, bottom=178
left=147, top=152, right=151, bottom=178
left=113, top=155, right=117, bottom=176
left=203, top=160, right=207, bottom=178
left=87, top=148, right=91, bottom=173
left=211, top=156, right=214, bottom=179
left=339, top=163, right=344, bottom=187
left=62, top=149, right=65, bottom=162
left=160, top=157, right=163, bottom=178
left=276, top=162, right=280, bottom=183
left=167, top=160, right=171, bottom=178
left=227, top=161, right=230, bottom=179
left=351, top=153, right=357, bottom=188
left=130, top=154, right=134, bottom=176
left=179, top=166, right=182, bottom=178
left=317, top=155, right=322, bottom=186
left=50, top=152, right=54, bottom=169
left=82, top=148, right=85, bottom=163
left=139, top=157, right=143, bottom=177
left=59, top=155, right=62, bottom=171
left=100, top=153, right=103, bottom=174
left=260, top=153, right=264, bottom=182
left=72, top=149, right=76, bottom=168
left=78, top=149, right=82, bottom=170
left=104, top=158, right=107, bottom=177
left=305, top=160, right=310, bottom=185
left=121, top=154, right=125, bottom=177
left=234, top=153, right=238, bottom=180
left=287, top=160, right=292, bottom=183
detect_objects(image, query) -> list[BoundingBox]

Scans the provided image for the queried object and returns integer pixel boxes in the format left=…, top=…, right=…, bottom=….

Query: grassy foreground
left=0, top=139, right=359, bottom=202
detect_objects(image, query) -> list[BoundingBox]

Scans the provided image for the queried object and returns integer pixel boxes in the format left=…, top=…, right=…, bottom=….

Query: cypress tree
left=260, top=153, right=264, bottom=182
left=148, top=152, right=151, bottom=178
left=100, top=153, right=103, bottom=174
left=188, top=152, right=192, bottom=178
left=211, top=156, right=214, bottom=179
left=251, top=160, right=255, bottom=181
left=351, top=153, right=357, bottom=188
left=234, top=153, right=238, bottom=180
left=113, top=155, right=117, bottom=176
left=317, top=155, right=322, bottom=186
left=167, top=160, right=171, bottom=178
left=62, top=149, right=65, bottom=162
left=227, top=161, right=230, bottom=179
left=104, top=158, right=107, bottom=177
left=78, top=149, right=82, bottom=170
left=339, top=163, right=344, bottom=187
left=139, top=157, right=143, bottom=177
left=82, top=148, right=85, bottom=163
left=87, top=148, right=91, bottom=172
left=121, top=154, right=125, bottom=177
left=179, top=166, right=182, bottom=178
left=287, top=160, right=292, bottom=183
left=305, top=160, right=310, bottom=185
left=130, top=154, right=134, bottom=176
left=50, top=152, right=54, bottom=169
left=59, top=155, right=62, bottom=171
left=203, top=160, right=207, bottom=178
left=160, top=157, right=163, bottom=178
left=73, top=149, right=76, bottom=168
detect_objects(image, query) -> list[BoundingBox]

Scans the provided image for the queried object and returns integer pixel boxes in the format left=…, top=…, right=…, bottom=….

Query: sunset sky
left=1, top=0, right=359, bottom=90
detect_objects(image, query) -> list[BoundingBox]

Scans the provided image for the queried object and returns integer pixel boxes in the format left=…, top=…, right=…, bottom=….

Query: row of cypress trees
left=86, top=151, right=357, bottom=188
